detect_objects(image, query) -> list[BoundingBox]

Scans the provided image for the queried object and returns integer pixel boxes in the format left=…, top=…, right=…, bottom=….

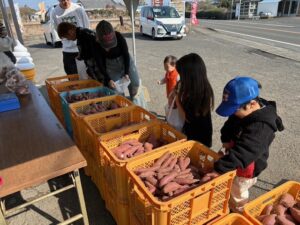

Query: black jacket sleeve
left=116, top=32, right=130, bottom=75
left=220, top=115, right=240, bottom=143
left=215, top=121, right=274, bottom=174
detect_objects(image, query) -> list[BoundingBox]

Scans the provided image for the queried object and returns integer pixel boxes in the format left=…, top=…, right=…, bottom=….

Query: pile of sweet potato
left=257, top=193, right=300, bottom=225
left=66, top=92, right=106, bottom=103
left=112, top=135, right=163, bottom=160
left=80, top=102, right=119, bottom=115
left=135, top=151, right=215, bottom=201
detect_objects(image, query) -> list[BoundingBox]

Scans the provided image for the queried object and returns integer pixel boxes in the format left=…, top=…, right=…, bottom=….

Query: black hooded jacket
left=76, top=27, right=97, bottom=61
left=214, top=98, right=284, bottom=177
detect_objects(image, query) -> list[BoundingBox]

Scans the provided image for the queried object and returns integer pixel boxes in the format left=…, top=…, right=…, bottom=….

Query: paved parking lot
left=6, top=19, right=300, bottom=224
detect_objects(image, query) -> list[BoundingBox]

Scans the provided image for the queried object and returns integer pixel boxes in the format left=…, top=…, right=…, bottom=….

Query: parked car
left=139, top=6, right=186, bottom=40
left=41, top=5, right=61, bottom=48
left=259, top=11, right=272, bottom=18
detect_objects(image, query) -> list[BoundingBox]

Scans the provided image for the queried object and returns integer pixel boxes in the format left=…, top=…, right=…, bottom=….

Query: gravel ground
left=5, top=20, right=300, bottom=224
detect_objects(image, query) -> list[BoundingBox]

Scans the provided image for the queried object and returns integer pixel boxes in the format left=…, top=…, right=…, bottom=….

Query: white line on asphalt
left=201, top=20, right=296, bottom=28
left=228, top=21, right=296, bottom=28
left=214, top=28, right=300, bottom=48
left=202, top=21, right=300, bottom=34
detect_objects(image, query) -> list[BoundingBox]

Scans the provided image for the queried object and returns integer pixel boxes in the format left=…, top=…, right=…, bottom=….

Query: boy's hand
left=109, top=80, right=116, bottom=89
left=205, top=171, right=220, bottom=178
left=222, top=140, right=235, bottom=149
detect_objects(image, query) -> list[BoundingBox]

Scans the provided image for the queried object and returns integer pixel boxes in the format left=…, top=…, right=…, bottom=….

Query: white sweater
left=51, top=3, right=90, bottom=53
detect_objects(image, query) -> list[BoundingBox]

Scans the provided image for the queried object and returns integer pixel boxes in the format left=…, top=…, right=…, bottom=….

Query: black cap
left=96, top=20, right=117, bottom=49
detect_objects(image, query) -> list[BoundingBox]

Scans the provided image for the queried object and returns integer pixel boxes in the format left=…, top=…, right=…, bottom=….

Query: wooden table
left=0, top=82, right=89, bottom=225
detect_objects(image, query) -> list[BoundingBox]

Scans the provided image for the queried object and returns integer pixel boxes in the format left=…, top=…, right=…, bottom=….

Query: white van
left=140, top=6, right=186, bottom=40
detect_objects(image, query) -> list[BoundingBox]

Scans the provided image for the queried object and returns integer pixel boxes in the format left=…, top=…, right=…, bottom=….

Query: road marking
left=214, top=28, right=300, bottom=48
left=201, top=21, right=300, bottom=34
left=201, top=20, right=296, bottom=28
left=227, top=21, right=296, bottom=28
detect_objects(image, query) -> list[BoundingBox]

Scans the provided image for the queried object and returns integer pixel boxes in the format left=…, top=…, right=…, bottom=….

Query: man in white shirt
left=51, top=0, right=90, bottom=74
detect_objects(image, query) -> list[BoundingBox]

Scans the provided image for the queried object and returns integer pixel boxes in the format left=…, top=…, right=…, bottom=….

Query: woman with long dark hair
left=175, top=53, right=214, bottom=147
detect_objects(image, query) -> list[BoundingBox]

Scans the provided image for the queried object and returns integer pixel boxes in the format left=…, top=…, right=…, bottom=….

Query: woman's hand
left=124, top=74, right=130, bottom=80
left=109, top=80, right=116, bottom=89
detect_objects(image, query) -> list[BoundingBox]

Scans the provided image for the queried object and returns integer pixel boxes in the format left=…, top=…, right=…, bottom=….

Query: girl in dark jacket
left=175, top=53, right=214, bottom=147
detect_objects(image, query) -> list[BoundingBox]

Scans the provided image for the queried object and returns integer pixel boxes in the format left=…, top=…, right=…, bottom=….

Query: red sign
left=191, top=1, right=199, bottom=25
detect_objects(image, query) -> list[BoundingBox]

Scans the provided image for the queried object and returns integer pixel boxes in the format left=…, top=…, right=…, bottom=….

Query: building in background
left=76, top=0, right=126, bottom=10
left=236, top=0, right=300, bottom=17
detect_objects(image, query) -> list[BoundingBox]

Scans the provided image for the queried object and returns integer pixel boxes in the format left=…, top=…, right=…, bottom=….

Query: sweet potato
left=139, top=171, right=156, bottom=178
left=145, top=181, right=156, bottom=194
left=182, top=157, right=191, bottom=170
left=257, top=215, right=267, bottom=222
left=157, top=172, right=168, bottom=180
left=122, top=139, right=140, bottom=146
left=178, top=156, right=185, bottom=171
left=262, top=204, right=274, bottom=216
left=262, top=214, right=277, bottom=225
left=290, top=207, right=300, bottom=223
left=162, top=182, right=182, bottom=193
left=157, top=167, right=174, bottom=175
left=177, top=168, right=191, bottom=176
left=144, top=142, right=153, bottom=152
left=174, top=178, right=199, bottom=185
left=124, top=145, right=140, bottom=158
left=135, top=165, right=160, bottom=174
left=133, top=146, right=145, bottom=157
left=175, top=174, right=194, bottom=180
left=272, top=204, right=287, bottom=216
left=276, top=215, right=296, bottom=225
left=173, top=185, right=190, bottom=195
left=146, top=176, right=158, bottom=186
left=112, top=144, right=131, bottom=154
left=115, top=151, right=125, bottom=160
left=285, top=213, right=297, bottom=223
left=279, top=193, right=296, bottom=208
left=168, top=157, right=178, bottom=170
left=200, top=175, right=212, bottom=184
left=161, top=156, right=174, bottom=169
left=153, top=152, right=171, bottom=167
left=159, top=171, right=178, bottom=188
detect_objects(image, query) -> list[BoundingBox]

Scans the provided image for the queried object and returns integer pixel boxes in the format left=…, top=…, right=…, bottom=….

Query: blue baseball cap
left=216, top=77, right=260, bottom=117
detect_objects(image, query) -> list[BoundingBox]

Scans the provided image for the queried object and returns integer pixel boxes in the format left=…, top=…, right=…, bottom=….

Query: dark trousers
left=63, top=52, right=78, bottom=75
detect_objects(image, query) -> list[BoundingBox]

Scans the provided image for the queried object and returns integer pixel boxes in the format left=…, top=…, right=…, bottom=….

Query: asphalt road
left=6, top=18, right=300, bottom=224
left=196, top=17, right=300, bottom=52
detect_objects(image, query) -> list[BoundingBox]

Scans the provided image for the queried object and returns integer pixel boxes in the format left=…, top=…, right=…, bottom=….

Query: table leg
left=0, top=200, right=6, bottom=225
left=73, top=170, right=89, bottom=225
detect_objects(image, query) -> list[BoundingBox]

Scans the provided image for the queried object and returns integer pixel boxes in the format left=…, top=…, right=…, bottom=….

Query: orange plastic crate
left=45, top=74, right=79, bottom=110
left=243, top=181, right=300, bottom=225
left=50, top=79, right=102, bottom=126
left=210, top=214, right=253, bottom=225
left=99, top=120, right=186, bottom=225
left=81, top=105, right=157, bottom=164
left=126, top=141, right=236, bottom=225
left=69, top=95, right=133, bottom=150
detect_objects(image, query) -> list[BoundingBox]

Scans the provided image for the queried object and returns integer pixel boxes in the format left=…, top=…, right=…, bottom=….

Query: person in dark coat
left=205, top=76, right=284, bottom=213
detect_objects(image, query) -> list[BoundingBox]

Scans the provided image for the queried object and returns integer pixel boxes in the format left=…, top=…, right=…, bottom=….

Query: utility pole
left=230, top=0, right=234, bottom=20
left=7, top=0, right=24, bottom=44
left=238, top=0, right=241, bottom=20
left=0, top=0, right=13, bottom=37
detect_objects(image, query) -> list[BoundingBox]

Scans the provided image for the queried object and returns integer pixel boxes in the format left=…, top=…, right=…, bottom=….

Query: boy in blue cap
left=208, top=76, right=284, bottom=213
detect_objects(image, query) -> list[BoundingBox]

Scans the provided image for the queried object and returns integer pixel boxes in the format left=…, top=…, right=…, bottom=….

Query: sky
left=9, top=0, right=59, bottom=10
